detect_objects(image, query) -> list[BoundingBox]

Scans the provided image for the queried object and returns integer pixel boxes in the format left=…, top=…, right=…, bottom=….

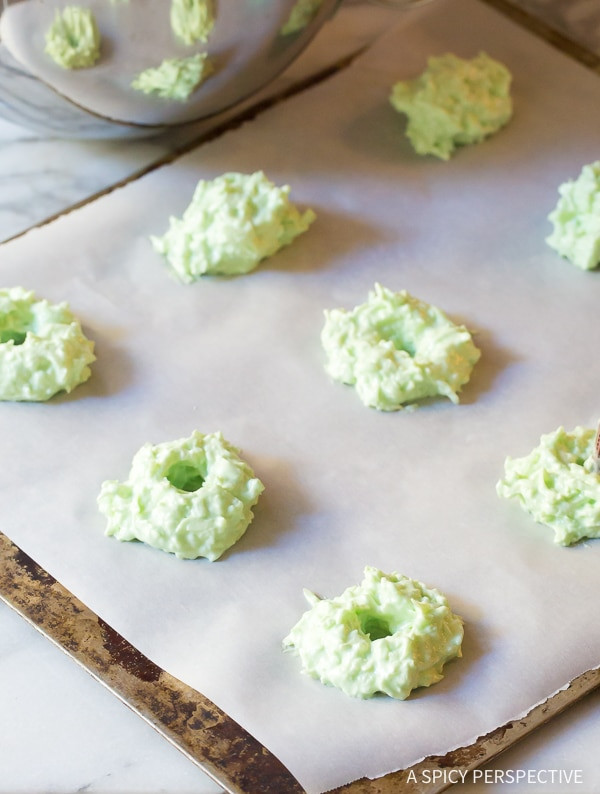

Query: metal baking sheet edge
left=2, top=531, right=599, bottom=794
left=482, top=0, right=600, bottom=74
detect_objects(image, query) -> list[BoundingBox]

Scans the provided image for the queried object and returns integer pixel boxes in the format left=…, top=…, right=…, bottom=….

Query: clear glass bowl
left=0, top=0, right=427, bottom=138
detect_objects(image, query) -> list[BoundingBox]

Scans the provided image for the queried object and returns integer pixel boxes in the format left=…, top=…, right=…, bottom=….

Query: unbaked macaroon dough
left=321, top=283, right=480, bottom=411
left=44, top=6, right=101, bottom=69
left=151, top=171, right=315, bottom=282
left=497, top=425, right=600, bottom=546
left=546, top=161, right=600, bottom=270
left=131, top=53, right=213, bottom=100
left=283, top=566, right=464, bottom=700
left=389, top=52, right=512, bottom=160
left=98, top=431, right=264, bottom=561
left=0, top=287, right=95, bottom=402
left=170, top=0, right=215, bottom=45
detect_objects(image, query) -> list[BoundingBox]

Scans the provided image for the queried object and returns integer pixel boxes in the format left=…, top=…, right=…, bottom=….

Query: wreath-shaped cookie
left=0, top=286, right=95, bottom=401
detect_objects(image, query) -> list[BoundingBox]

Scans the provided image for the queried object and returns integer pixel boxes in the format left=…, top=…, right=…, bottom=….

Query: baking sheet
left=1, top=1, right=600, bottom=791
left=511, top=0, right=600, bottom=56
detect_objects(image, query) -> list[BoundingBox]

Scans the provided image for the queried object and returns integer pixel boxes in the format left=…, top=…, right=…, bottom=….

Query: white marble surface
left=1, top=2, right=600, bottom=792
left=0, top=600, right=222, bottom=794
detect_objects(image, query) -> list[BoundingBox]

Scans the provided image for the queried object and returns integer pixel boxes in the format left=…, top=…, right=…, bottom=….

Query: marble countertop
left=1, top=2, right=600, bottom=792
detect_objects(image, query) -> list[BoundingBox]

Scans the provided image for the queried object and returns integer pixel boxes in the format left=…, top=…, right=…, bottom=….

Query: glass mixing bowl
left=0, top=0, right=428, bottom=138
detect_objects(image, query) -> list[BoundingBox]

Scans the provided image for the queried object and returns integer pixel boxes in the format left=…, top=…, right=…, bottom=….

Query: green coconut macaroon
left=98, top=431, right=264, bottom=561
left=497, top=426, right=600, bottom=546
left=546, top=161, right=600, bottom=271
left=44, top=6, right=101, bottom=69
left=132, top=52, right=213, bottom=100
left=170, top=0, right=215, bottom=45
left=283, top=566, right=464, bottom=700
left=0, top=287, right=95, bottom=401
left=151, top=171, right=315, bottom=282
left=321, top=283, right=480, bottom=411
left=389, top=52, right=512, bottom=160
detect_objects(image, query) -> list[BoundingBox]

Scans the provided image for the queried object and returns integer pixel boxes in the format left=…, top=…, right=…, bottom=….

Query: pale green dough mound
left=98, top=431, right=264, bottom=561
left=497, top=426, right=600, bottom=546
left=389, top=52, right=512, bottom=160
left=171, top=0, right=215, bottom=45
left=546, top=161, right=600, bottom=270
left=45, top=6, right=101, bottom=69
left=132, top=53, right=213, bottom=101
left=283, top=567, right=464, bottom=700
left=151, top=171, right=316, bottom=282
left=0, top=287, right=95, bottom=402
left=321, top=283, right=480, bottom=411
left=280, top=0, right=323, bottom=35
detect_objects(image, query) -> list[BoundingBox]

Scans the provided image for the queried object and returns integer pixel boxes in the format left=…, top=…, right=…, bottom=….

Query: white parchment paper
left=1, top=1, right=600, bottom=791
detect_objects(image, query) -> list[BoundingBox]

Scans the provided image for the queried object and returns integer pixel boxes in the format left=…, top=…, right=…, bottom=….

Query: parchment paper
left=1, top=1, right=600, bottom=791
